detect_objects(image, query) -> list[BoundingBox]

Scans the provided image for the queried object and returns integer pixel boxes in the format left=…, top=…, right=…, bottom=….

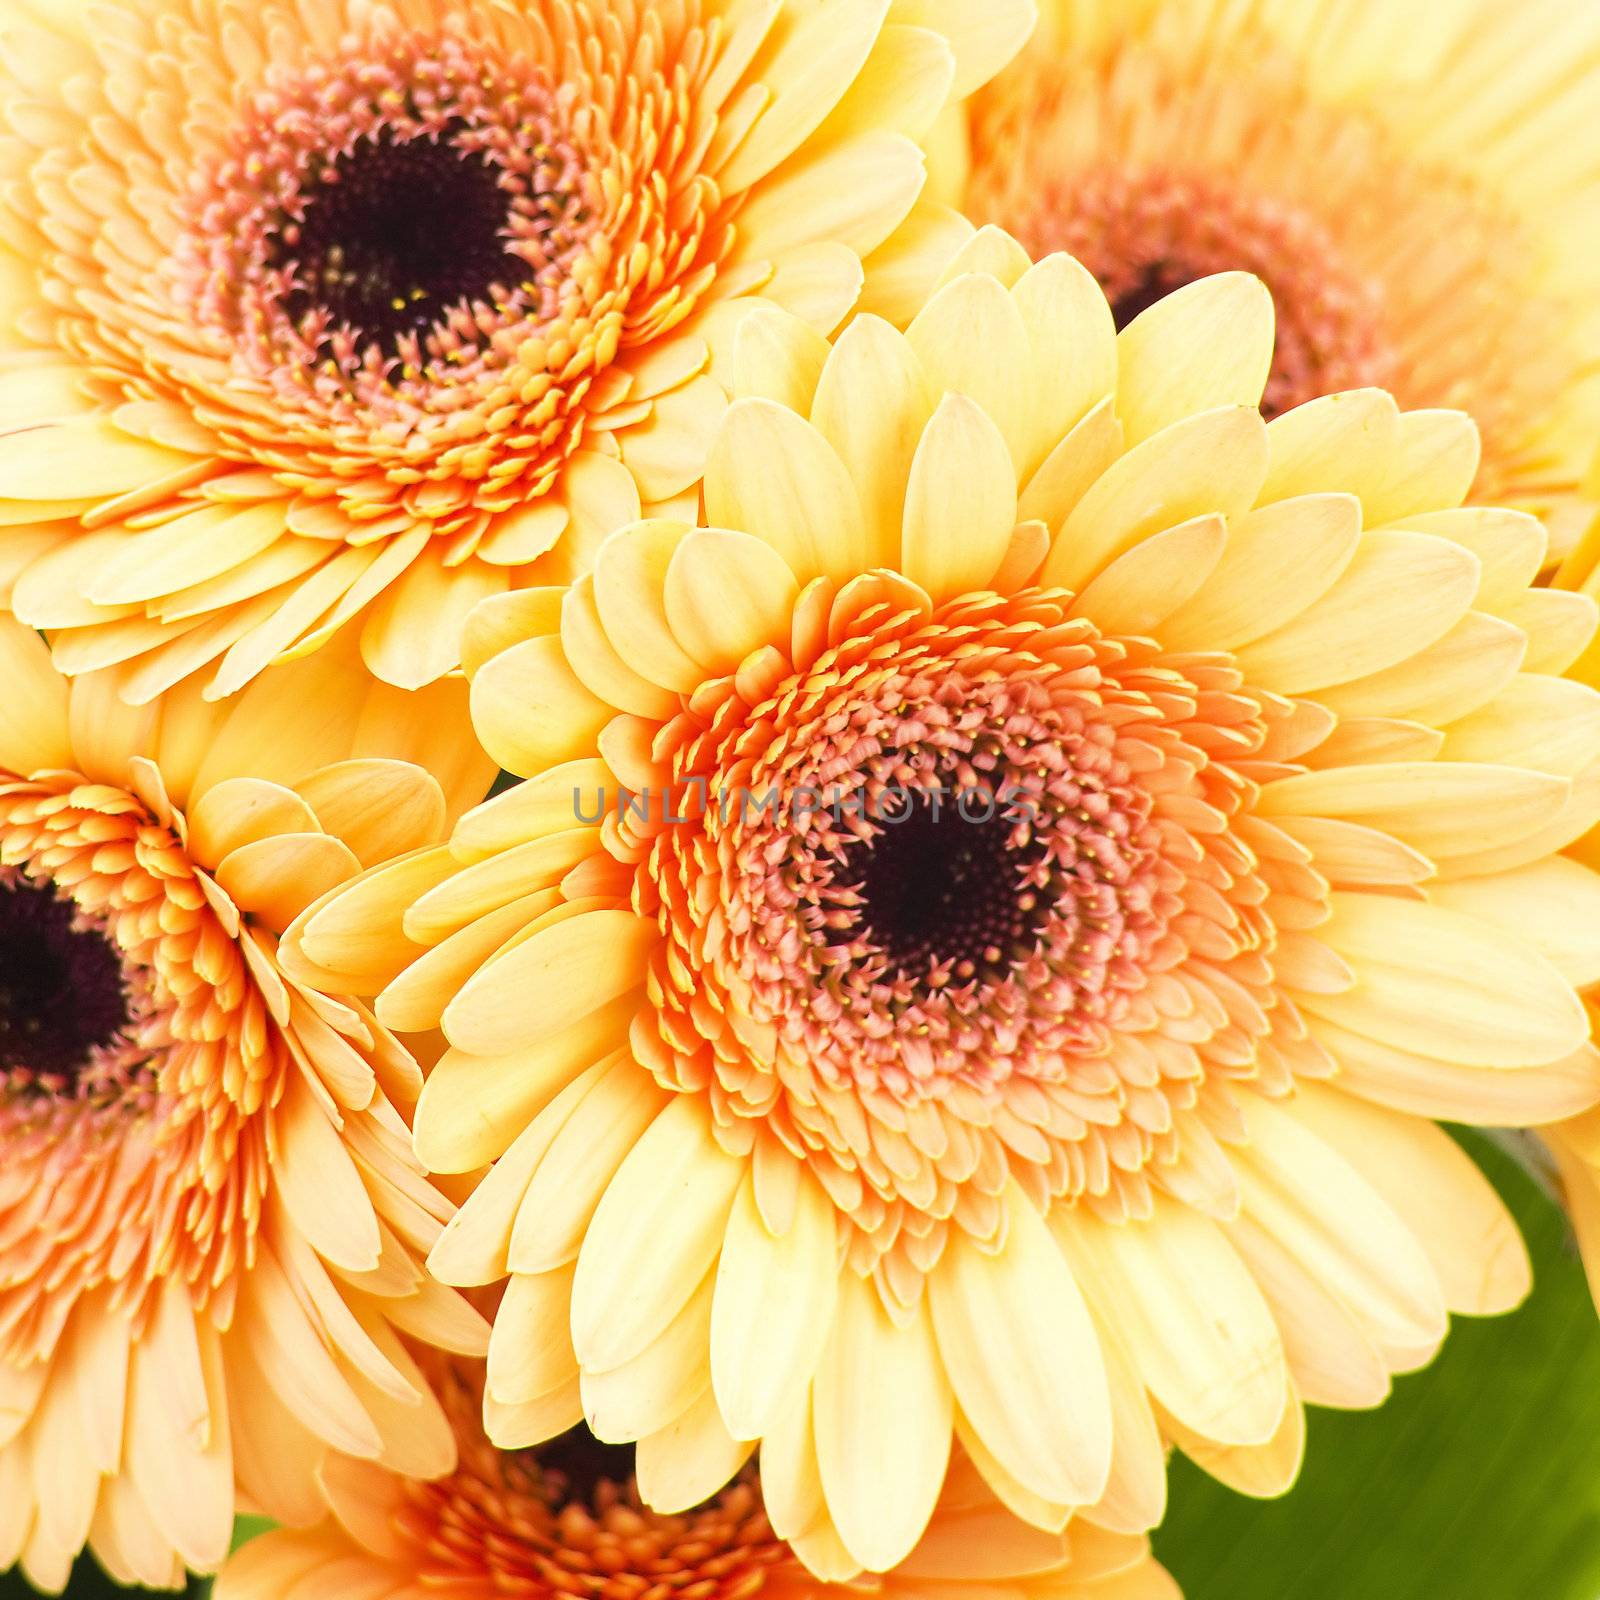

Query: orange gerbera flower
left=215, top=1357, right=1178, bottom=1600
left=0, top=0, right=1032, bottom=699
left=288, top=235, right=1600, bottom=1577
left=0, top=615, right=493, bottom=1592
left=951, top=0, right=1600, bottom=550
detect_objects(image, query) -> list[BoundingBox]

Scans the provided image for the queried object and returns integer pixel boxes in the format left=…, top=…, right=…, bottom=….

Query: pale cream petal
left=1225, top=1212, right=1390, bottom=1410
left=1301, top=891, right=1589, bottom=1068
left=442, top=908, right=653, bottom=1057
left=1115, top=274, right=1274, bottom=447
left=705, top=398, right=869, bottom=583
left=1314, top=1016, right=1600, bottom=1127
left=711, top=1172, right=839, bottom=1440
left=664, top=527, right=799, bottom=673
left=583, top=1272, right=715, bottom=1443
left=814, top=1273, right=951, bottom=1572
left=571, top=1096, right=746, bottom=1371
left=1430, top=858, right=1600, bottom=988
left=1158, top=493, right=1360, bottom=652
left=1161, top=1387, right=1305, bottom=1500
left=1068, top=514, right=1225, bottom=636
left=487, top=1266, right=579, bottom=1407
left=1234, top=1093, right=1448, bottom=1353
left=932, top=1186, right=1112, bottom=1508
left=1286, top=1083, right=1531, bottom=1316
left=468, top=633, right=611, bottom=777
left=810, top=313, right=935, bottom=568
left=901, top=393, right=1016, bottom=601
left=1058, top=1199, right=1288, bottom=1448
left=1441, top=674, right=1600, bottom=777
left=1043, top=406, right=1268, bottom=591
left=633, top=1386, right=754, bottom=1514
left=1233, top=531, right=1479, bottom=694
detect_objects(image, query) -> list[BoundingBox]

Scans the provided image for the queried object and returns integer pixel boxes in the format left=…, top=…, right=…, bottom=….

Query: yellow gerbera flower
left=214, top=1356, right=1179, bottom=1600
left=0, top=0, right=1032, bottom=700
left=286, top=234, right=1600, bottom=1577
left=1534, top=472, right=1600, bottom=1314
left=948, top=0, right=1600, bottom=551
left=0, top=615, right=494, bottom=1592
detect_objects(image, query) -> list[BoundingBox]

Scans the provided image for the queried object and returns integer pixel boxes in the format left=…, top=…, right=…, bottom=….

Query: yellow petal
left=413, top=992, right=636, bottom=1174
left=811, top=314, right=935, bottom=568
left=443, top=908, right=653, bottom=1057
left=814, top=1273, right=951, bottom=1572
left=906, top=271, right=1031, bottom=468
left=0, top=613, right=71, bottom=773
left=292, top=759, right=446, bottom=869
left=1115, top=274, right=1274, bottom=447
left=714, top=0, right=892, bottom=192
left=1043, top=406, right=1268, bottom=592
left=214, top=832, right=361, bottom=933
left=664, top=527, right=799, bottom=674
left=888, top=0, right=1035, bottom=96
left=508, top=1050, right=669, bottom=1274
left=1058, top=1199, right=1288, bottom=1448
left=732, top=130, right=924, bottom=259
left=900, top=393, right=1016, bottom=602
left=1158, top=493, right=1361, bottom=652
left=468, top=633, right=611, bottom=777
left=571, top=1095, right=745, bottom=1371
left=1010, top=252, right=1118, bottom=477
left=932, top=1186, right=1112, bottom=1507
left=592, top=519, right=703, bottom=694
left=1286, top=1083, right=1530, bottom=1316
left=706, top=398, right=869, bottom=584
left=1233, top=531, right=1478, bottom=694
left=1234, top=1093, right=1447, bottom=1353
left=711, top=1172, right=839, bottom=1439
left=1068, top=513, right=1225, bottom=636
left=1301, top=891, right=1589, bottom=1068
left=1258, top=761, right=1570, bottom=862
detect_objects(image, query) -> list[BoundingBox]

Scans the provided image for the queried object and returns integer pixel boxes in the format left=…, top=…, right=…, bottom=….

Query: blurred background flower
left=949, top=0, right=1600, bottom=554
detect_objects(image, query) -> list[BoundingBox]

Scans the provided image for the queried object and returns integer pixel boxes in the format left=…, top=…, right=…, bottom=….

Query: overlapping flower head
left=0, top=0, right=1032, bottom=699
left=288, top=228, right=1600, bottom=1578
left=1533, top=465, right=1600, bottom=1315
left=949, top=0, right=1600, bottom=551
left=215, top=1356, right=1178, bottom=1600
left=0, top=618, right=495, bottom=1592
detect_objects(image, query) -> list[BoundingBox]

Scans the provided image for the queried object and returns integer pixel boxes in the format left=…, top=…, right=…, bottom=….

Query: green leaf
left=1154, top=1131, right=1600, bottom=1599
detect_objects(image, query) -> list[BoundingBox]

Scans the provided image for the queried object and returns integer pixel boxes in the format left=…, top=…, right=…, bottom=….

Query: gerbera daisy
left=0, top=615, right=495, bottom=1592
left=286, top=237, right=1600, bottom=1575
left=950, top=0, right=1600, bottom=551
left=1534, top=476, right=1600, bottom=1311
left=0, top=0, right=1032, bottom=701
left=214, top=1356, right=1178, bottom=1600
